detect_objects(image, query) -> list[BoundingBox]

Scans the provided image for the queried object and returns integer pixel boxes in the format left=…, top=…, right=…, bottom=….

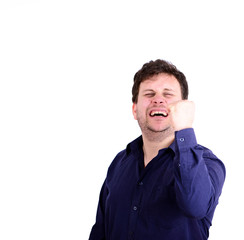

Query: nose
left=152, top=96, right=166, bottom=105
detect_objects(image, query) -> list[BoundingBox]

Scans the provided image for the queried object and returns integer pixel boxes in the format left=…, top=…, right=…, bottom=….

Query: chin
left=148, top=126, right=170, bottom=133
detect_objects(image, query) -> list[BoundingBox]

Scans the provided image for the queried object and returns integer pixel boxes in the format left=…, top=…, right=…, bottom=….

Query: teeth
left=150, top=111, right=168, bottom=117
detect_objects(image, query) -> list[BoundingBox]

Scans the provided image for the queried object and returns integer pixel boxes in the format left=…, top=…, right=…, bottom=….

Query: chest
left=106, top=152, right=177, bottom=210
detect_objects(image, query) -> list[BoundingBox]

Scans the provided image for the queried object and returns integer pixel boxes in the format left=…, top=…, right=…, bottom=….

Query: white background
left=0, top=0, right=243, bottom=239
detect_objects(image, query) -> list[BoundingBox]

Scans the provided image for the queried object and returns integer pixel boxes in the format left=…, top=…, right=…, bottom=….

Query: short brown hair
left=132, top=59, right=188, bottom=103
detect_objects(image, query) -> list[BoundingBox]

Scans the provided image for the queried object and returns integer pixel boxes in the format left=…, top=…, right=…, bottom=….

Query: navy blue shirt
left=89, top=128, right=225, bottom=240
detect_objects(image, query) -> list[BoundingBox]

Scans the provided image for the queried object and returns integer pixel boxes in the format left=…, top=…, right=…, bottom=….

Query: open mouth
left=149, top=111, right=168, bottom=117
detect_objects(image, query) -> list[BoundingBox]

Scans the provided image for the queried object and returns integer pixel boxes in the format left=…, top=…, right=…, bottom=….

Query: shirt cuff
left=175, top=128, right=197, bottom=150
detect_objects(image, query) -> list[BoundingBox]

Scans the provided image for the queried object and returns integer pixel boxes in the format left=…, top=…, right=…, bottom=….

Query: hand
left=168, top=100, right=195, bottom=131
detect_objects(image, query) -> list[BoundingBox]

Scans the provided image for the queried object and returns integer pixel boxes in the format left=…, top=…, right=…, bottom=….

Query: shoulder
left=107, top=148, right=129, bottom=174
left=106, top=136, right=142, bottom=178
left=197, top=144, right=226, bottom=179
left=109, top=136, right=142, bottom=168
left=110, top=149, right=127, bottom=168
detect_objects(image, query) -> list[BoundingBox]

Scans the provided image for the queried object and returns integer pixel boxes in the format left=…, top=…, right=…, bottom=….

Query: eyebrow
left=143, top=89, right=154, bottom=93
left=164, top=88, right=175, bottom=92
left=143, top=88, right=174, bottom=92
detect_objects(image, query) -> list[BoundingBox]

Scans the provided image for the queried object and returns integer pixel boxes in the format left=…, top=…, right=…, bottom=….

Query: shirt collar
left=168, top=140, right=177, bottom=154
left=126, top=135, right=176, bottom=156
left=126, top=135, right=143, bottom=156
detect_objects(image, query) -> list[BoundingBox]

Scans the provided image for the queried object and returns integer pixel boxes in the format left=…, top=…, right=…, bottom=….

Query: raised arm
left=173, top=128, right=226, bottom=218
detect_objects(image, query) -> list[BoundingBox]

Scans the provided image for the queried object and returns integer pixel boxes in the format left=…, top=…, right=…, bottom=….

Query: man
left=89, top=59, right=225, bottom=240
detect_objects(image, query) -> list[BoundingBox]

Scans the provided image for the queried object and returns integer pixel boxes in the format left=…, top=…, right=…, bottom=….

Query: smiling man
left=89, top=59, right=225, bottom=240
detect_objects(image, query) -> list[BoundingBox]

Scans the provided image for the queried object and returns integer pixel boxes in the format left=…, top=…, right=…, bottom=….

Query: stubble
left=137, top=114, right=174, bottom=142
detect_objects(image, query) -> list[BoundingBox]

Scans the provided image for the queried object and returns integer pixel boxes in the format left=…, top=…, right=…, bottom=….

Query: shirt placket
left=128, top=156, right=144, bottom=240
left=127, top=176, right=145, bottom=239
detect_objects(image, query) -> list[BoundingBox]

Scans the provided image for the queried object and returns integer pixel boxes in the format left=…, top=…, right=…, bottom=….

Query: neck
left=142, top=132, right=174, bottom=167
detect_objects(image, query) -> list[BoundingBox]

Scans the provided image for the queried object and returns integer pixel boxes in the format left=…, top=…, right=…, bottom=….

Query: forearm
left=173, top=128, right=225, bottom=218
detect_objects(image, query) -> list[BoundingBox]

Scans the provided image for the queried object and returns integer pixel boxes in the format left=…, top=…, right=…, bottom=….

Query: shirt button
left=138, top=181, right=143, bottom=186
left=133, top=206, right=137, bottom=211
left=179, top=138, right=185, bottom=142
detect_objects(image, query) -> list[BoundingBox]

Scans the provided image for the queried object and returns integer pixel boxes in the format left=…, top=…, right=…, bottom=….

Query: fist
left=168, top=100, right=195, bottom=131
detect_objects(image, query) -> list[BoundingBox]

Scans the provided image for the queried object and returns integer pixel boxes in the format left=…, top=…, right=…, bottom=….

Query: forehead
left=140, top=73, right=181, bottom=91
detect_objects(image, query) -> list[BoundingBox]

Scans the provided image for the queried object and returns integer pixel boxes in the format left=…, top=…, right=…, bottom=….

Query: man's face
left=132, top=73, right=182, bottom=134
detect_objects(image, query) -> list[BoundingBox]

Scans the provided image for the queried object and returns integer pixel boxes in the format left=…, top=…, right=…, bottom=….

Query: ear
left=132, top=103, right=137, bottom=120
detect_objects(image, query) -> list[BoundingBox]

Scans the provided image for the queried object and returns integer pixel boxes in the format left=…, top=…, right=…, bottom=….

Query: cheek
left=133, top=98, right=151, bottom=118
left=138, top=103, right=149, bottom=117
left=168, top=97, right=181, bottom=105
left=132, top=104, right=145, bottom=120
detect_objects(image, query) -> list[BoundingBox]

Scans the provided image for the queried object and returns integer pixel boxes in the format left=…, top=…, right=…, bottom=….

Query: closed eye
left=144, top=93, right=155, bottom=97
left=163, top=93, right=174, bottom=98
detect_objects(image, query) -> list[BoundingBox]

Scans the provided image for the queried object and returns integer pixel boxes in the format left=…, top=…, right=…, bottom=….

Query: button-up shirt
left=89, top=128, right=226, bottom=240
